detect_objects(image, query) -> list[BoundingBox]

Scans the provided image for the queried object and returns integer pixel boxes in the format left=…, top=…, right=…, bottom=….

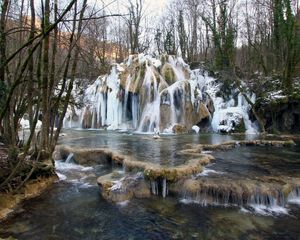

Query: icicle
left=132, top=94, right=139, bottom=129
left=122, top=76, right=132, bottom=124
left=162, top=178, right=167, bottom=198
left=151, top=181, right=158, bottom=195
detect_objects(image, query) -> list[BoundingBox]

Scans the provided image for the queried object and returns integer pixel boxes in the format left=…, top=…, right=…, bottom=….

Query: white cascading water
left=63, top=54, right=258, bottom=134
left=65, top=153, right=74, bottom=163
left=137, top=64, right=161, bottom=132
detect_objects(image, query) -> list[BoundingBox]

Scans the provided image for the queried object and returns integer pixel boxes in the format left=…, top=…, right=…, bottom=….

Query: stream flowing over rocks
left=1, top=130, right=300, bottom=239
left=52, top=131, right=300, bottom=216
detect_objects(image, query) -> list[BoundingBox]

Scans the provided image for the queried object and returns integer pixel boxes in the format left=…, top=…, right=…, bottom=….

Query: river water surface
left=1, top=130, right=300, bottom=239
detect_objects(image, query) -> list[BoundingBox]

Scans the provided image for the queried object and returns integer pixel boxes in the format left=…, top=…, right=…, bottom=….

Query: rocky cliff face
left=256, top=97, right=300, bottom=133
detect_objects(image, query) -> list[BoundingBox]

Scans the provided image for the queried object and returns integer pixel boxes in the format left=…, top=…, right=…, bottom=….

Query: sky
left=88, top=0, right=169, bottom=17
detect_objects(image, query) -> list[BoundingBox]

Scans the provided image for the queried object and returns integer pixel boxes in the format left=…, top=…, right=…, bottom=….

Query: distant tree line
left=126, top=0, right=300, bottom=93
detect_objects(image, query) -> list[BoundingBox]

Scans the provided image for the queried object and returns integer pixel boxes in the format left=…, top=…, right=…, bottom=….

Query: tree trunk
left=41, top=0, right=51, bottom=152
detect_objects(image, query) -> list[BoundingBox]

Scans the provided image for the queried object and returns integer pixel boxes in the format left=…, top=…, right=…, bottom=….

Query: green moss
left=163, top=66, right=175, bottom=85
left=165, top=169, right=178, bottom=182
left=234, top=120, right=246, bottom=133
left=160, top=54, right=168, bottom=66
left=143, top=168, right=178, bottom=182
left=282, top=184, right=292, bottom=198
left=283, top=140, right=296, bottom=147
left=139, top=62, right=146, bottom=80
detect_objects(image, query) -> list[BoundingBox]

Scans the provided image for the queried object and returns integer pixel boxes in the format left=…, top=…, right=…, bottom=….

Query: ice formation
left=63, top=54, right=258, bottom=134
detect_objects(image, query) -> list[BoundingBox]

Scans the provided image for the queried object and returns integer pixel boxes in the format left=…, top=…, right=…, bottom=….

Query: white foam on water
left=79, top=182, right=94, bottom=188
left=180, top=198, right=291, bottom=216
left=55, top=160, right=88, bottom=171
left=56, top=172, right=67, bottom=181
left=110, top=178, right=125, bottom=191
left=249, top=204, right=289, bottom=216
left=81, top=166, right=94, bottom=171
left=201, top=151, right=213, bottom=154
left=117, top=200, right=130, bottom=207
left=239, top=207, right=251, bottom=214
left=179, top=198, right=198, bottom=205
left=287, top=190, right=300, bottom=205
left=288, top=197, right=300, bottom=205
left=192, top=125, right=200, bottom=133
left=197, top=168, right=223, bottom=177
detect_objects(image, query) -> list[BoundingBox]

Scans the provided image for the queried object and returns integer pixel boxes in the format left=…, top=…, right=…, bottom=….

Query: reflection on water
left=58, top=129, right=252, bottom=166
left=211, top=143, right=300, bottom=178
left=1, top=130, right=300, bottom=239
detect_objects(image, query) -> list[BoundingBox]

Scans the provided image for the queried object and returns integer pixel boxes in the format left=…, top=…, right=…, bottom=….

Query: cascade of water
left=80, top=107, right=87, bottom=128
left=288, top=187, right=300, bottom=204
left=122, top=75, right=132, bottom=125
left=91, top=107, right=96, bottom=128
left=63, top=55, right=260, bottom=134
left=162, top=178, right=168, bottom=198
left=137, top=64, right=161, bottom=132
left=169, top=89, right=177, bottom=124
left=99, top=91, right=107, bottom=126
left=132, top=94, right=139, bottom=129
left=180, top=185, right=290, bottom=208
left=65, top=153, right=74, bottom=163
left=106, top=66, right=123, bottom=129
left=168, top=56, right=186, bottom=81
left=94, top=90, right=101, bottom=127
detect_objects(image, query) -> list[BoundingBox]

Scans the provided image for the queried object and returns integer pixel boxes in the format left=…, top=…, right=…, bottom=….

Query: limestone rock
left=97, top=172, right=151, bottom=202
left=172, top=124, right=188, bottom=134
left=161, top=63, right=176, bottom=85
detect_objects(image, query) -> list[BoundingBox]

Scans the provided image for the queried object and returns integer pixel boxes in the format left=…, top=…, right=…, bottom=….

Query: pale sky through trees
left=87, top=0, right=169, bottom=16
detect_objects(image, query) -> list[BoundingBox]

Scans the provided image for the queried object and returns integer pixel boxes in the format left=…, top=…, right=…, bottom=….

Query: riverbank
left=0, top=175, right=58, bottom=221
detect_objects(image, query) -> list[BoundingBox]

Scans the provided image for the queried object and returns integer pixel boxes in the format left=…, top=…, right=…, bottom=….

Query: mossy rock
left=233, top=119, right=246, bottom=133
left=160, top=54, right=168, bottom=66
left=161, top=63, right=176, bottom=85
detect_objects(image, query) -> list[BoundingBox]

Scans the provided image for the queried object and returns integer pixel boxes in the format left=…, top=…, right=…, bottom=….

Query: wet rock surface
left=257, top=98, right=300, bottom=133
left=57, top=138, right=298, bottom=203
left=97, top=172, right=151, bottom=203
left=170, top=176, right=300, bottom=207
left=0, top=175, right=58, bottom=221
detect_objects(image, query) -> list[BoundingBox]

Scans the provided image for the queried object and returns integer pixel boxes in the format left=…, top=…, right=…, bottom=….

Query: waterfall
left=122, top=75, right=132, bottom=125
left=179, top=180, right=299, bottom=213
left=63, top=54, right=258, bottom=134
left=169, top=88, right=177, bottom=124
left=137, top=64, right=161, bottom=132
left=65, top=153, right=74, bottom=163
left=132, top=94, right=139, bottom=129
left=288, top=187, right=300, bottom=205
left=150, top=178, right=168, bottom=198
